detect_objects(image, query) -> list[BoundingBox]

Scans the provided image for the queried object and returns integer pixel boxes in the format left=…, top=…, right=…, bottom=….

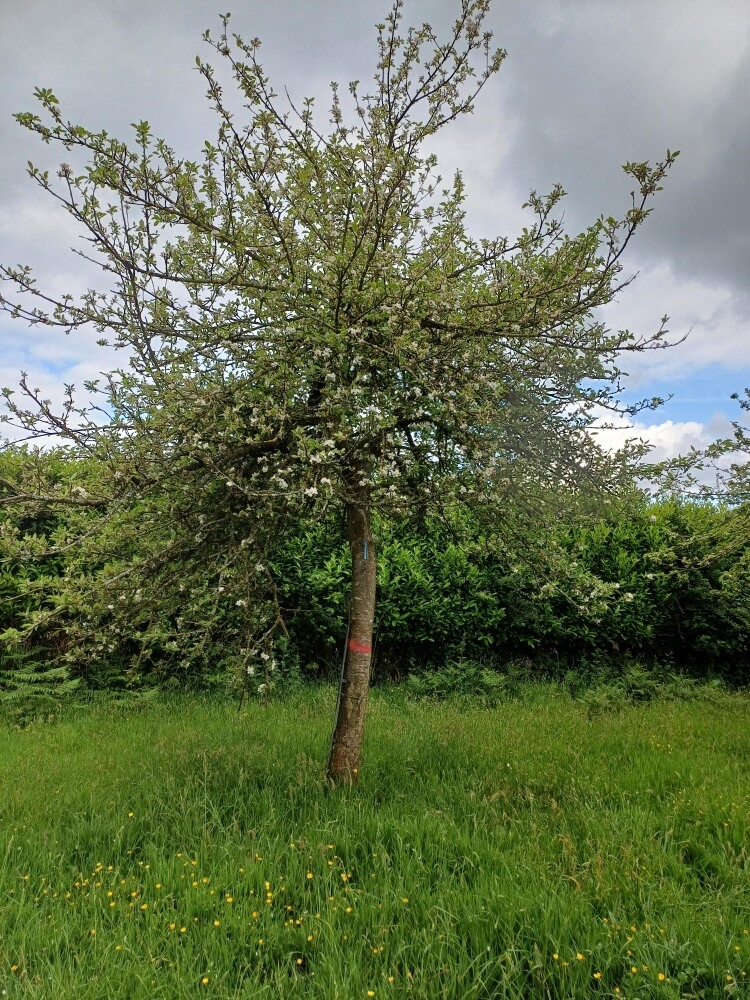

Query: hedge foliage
left=1, top=449, right=748, bottom=694
left=273, top=502, right=749, bottom=682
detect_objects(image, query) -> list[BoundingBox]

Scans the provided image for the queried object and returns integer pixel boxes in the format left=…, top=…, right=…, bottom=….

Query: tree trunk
left=327, top=502, right=376, bottom=783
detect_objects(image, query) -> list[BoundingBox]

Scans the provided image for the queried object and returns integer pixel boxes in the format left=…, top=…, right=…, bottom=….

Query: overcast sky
left=1, top=0, right=748, bottom=461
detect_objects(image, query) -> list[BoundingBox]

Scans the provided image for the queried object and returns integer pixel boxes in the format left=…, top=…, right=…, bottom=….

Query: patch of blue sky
left=621, top=363, right=750, bottom=429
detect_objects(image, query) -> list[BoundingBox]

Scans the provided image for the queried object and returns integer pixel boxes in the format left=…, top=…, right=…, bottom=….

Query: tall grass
left=1, top=685, right=749, bottom=998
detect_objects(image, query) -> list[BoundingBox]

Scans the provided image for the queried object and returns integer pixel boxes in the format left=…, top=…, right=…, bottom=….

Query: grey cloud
left=485, top=0, right=750, bottom=301
left=1, top=0, right=748, bottom=375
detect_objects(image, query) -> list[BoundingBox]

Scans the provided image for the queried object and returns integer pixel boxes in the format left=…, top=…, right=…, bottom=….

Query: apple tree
left=0, top=0, right=676, bottom=779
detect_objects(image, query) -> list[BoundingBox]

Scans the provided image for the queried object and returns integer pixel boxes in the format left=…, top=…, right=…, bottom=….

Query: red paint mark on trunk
left=347, top=639, right=372, bottom=654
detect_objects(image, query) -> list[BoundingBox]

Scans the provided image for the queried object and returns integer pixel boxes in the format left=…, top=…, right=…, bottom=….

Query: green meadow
left=1, top=686, right=749, bottom=999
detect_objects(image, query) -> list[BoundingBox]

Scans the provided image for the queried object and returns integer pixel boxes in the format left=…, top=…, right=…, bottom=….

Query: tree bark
left=327, top=501, right=376, bottom=783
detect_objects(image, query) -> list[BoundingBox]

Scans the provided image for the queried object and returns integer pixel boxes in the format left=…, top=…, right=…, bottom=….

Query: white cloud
left=602, top=261, right=748, bottom=383
left=0, top=320, right=127, bottom=445
left=593, top=414, right=734, bottom=463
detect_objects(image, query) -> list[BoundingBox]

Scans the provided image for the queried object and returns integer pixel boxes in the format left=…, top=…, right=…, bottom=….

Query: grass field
left=1, top=685, right=749, bottom=998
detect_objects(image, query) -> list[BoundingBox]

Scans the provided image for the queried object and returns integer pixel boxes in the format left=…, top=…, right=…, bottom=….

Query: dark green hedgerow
left=1, top=445, right=748, bottom=698
left=272, top=502, right=750, bottom=683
